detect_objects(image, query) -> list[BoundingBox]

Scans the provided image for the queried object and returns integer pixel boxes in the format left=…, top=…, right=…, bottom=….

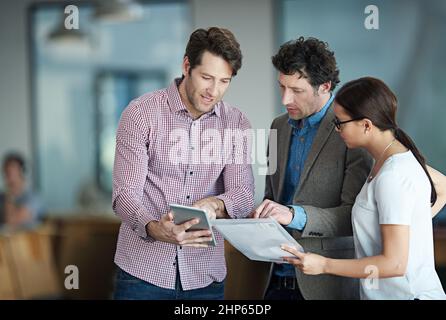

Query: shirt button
left=191, top=146, right=195, bottom=150
left=186, top=195, right=190, bottom=199
left=300, top=137, right=305, bottom=142
left=190, top=171, right=193, bottom=175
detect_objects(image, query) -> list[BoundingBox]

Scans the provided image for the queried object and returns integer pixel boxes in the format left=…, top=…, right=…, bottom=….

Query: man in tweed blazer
left=252, top=37, right=373, bottom=300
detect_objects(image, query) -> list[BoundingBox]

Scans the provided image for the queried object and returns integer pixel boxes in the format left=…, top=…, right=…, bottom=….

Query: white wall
left=192, top=0, right=276, bottom=205
left=0, top=0, right=94, bottom=193
left=0, top=0, right=34, bottom=189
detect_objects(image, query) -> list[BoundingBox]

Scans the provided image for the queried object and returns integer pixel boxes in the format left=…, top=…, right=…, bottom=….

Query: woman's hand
left=281, top=244, right=328, bottom=275
left=427, top=165, right=446, bottom=217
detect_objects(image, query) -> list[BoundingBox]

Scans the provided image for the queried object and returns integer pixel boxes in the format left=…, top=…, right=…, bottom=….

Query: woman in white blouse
left=282, top=77, right=446, bottom=300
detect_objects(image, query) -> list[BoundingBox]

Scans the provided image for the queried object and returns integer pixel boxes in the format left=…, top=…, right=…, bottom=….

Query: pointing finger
left=259, top=201, right=275, bottom=218
left=253, top=200, right=270, bottom=218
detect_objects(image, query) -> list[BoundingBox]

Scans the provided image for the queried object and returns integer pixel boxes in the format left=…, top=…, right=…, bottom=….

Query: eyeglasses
left=332, top=117, right=364, bottom=130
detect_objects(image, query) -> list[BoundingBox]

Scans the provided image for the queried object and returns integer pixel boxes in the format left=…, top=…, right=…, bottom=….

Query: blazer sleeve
left=300, top=147, right=372, bottom=238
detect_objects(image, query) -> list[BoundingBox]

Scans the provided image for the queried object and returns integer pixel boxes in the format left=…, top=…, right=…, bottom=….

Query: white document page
left=213, top=218, right=304, bottom=263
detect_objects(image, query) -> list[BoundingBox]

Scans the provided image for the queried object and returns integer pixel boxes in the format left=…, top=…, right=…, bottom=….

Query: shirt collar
left=166, top=78, right=221, bottom=118
left=288, top=94, right=334, bottom=129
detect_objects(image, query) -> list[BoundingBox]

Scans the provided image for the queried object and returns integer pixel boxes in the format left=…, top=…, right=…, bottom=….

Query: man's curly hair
left=272, top=37, right=340, bottom=91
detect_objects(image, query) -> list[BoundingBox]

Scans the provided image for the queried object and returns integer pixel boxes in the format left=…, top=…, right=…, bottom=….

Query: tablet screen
left=170, top=204, right=217, bottom=246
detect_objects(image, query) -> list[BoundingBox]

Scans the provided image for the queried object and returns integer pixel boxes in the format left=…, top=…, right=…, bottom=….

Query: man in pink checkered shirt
left=112, top=27, right=255, bottom=300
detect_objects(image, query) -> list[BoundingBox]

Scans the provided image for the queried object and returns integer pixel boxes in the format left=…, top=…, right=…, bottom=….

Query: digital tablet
left=170, top=204, right=217, bottom=246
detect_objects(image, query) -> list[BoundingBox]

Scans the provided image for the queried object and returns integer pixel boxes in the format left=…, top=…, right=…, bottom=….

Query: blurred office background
left=0, top=0, right=445, bottom=299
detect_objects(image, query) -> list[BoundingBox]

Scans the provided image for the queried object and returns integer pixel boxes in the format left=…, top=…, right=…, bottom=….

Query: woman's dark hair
left=2, top=152, right=26, bottom=174
left=184, top=27, right=242, bottom=76
left=335, top=77, right=437, bottom=205
left=272, top=37, right=340, bottom=91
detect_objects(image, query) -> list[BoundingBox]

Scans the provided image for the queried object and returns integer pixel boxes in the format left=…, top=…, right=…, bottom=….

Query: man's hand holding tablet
left=170, top=204, right=217, bottom=247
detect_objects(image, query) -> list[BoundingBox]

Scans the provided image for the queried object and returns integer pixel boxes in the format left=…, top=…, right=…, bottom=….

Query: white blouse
left=352, top=151, right=445, bottom=300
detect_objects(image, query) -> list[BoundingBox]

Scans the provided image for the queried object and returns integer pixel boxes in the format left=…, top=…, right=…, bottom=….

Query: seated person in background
left=0, top=152, right=43, bottom=229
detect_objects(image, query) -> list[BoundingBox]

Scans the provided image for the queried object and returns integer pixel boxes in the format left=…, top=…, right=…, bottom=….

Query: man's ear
left=182, top=56, right=190, bottom=77
left=319, top=81, right=332, bottom=94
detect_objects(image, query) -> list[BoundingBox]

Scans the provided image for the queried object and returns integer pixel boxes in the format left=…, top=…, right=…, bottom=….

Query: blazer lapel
left=294, top=106, right=335, bottom=196
left=276, top=122, right=292, bottom=202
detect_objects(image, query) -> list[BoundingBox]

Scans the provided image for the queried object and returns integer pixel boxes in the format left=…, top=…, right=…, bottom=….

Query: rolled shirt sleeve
left=112, top=102, right=156, bottom=241
left=215, top=114, right=255, bottom=219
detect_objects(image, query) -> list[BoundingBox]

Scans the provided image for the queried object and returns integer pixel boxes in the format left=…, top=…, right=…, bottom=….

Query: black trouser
left=264, top=273, right=305, bottom=300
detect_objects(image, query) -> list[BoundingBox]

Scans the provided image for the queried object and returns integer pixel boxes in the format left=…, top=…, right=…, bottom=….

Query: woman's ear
left=363, top=119, right=373, bottom=134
